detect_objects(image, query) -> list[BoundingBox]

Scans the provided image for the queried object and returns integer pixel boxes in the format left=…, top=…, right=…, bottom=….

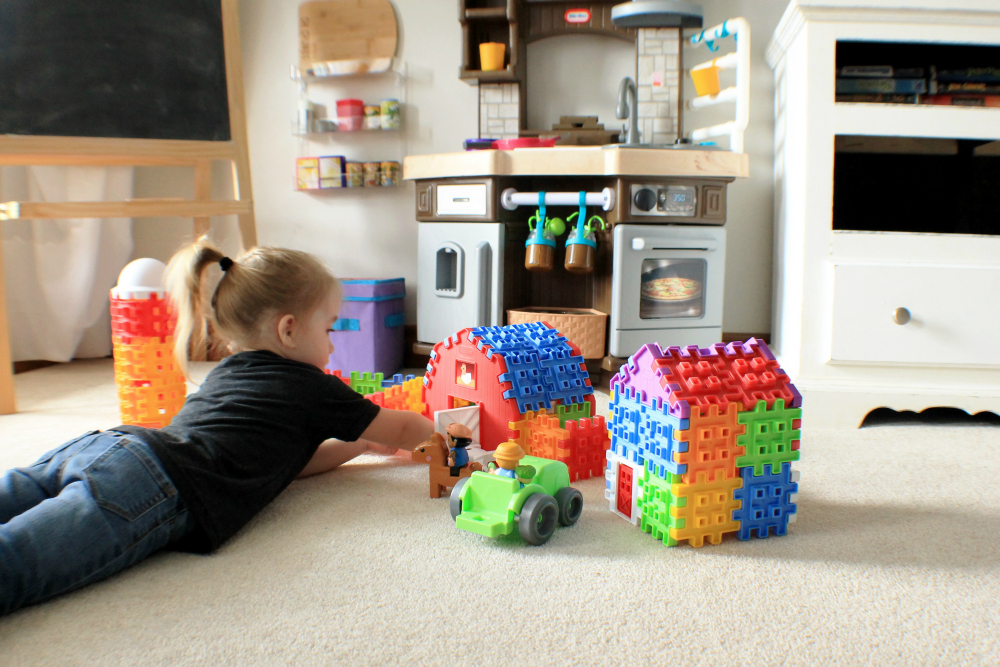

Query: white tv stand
left=767, top=0, right=1000, bottom=428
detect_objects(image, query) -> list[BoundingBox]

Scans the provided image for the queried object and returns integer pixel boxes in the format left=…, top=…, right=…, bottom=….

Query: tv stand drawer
left=831, top=263, right=1000, bottom=366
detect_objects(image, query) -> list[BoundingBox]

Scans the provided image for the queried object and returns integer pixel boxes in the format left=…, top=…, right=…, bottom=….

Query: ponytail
left=166, top=236, right=224, bottom=373
left=165, top=235, right=337, bottom=376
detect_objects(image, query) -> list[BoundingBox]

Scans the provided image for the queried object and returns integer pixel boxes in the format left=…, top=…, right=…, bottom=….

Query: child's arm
left=297, top=439, right=368, bottom=478
left=359, top=409, right=435, bottom=452
left=296, top=411, right=434, bottom=478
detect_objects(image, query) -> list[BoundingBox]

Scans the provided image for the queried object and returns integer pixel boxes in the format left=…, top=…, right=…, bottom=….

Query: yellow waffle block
left=668, top=475, right=742, bottom=547
left=401, top=376, right=427, bottom=415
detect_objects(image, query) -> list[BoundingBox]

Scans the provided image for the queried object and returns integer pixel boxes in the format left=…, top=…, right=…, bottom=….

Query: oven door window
left=639, top=258, right=707, bottom=319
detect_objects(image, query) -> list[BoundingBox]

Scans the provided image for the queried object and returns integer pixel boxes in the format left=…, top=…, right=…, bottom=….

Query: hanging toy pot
left=564, top=192, right=605, bottom=275
left=524, top=192, right=565, bottom=272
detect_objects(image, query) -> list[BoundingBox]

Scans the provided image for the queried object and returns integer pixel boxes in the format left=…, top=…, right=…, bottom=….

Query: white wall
left=168, top=0, right=786, bottom=335
left=684, top=0, right=788, bottom=334
left=526, top=34, right=636, bottom=133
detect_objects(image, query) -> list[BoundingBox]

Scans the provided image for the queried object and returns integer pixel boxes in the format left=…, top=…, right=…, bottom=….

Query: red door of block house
left=617, top=462, right=633, bottom=518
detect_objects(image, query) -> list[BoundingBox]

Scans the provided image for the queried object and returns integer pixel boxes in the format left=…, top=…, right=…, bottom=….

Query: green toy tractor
left=449, top=455, right=584, bottom=545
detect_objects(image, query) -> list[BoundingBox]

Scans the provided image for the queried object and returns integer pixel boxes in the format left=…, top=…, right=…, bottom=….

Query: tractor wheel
left=555, top=487, right=584, bottom=526
left=450, top=477, right=469, bottom=521
left=519, top=494, right=558, bottom=545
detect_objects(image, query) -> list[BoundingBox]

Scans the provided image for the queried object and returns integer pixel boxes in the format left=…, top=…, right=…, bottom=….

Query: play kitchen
left=405, top=1, right=750, bottom=373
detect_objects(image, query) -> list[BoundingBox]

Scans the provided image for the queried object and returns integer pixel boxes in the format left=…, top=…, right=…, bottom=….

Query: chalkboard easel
left=0, top=0, right=257, bottom=414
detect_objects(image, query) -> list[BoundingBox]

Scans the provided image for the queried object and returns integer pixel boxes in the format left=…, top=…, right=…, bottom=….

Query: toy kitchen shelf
left=459, top=0, right=522, bottom=84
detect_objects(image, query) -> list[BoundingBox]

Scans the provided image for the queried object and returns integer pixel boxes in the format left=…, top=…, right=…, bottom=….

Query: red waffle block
left=562, top=416, right=610, bottom=481
left=674, top=402, right=746, bottom=485
left=653, top=352, right=745, bottom=415
left=725, top=350, right=799, bottom=411
left=110, top=293, right=176, bottom=342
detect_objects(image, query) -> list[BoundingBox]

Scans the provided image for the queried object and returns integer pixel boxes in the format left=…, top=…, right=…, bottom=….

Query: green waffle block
left=636, top=461, right=684, bottom=547
left=554, top=401, right=591, bottom=428
left=349, top=371, right=385, bottom=396
left=735, top=398, right=801, bottom=476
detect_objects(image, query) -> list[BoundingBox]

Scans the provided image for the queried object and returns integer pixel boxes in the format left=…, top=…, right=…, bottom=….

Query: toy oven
left=609, top=224, right=726, bottom=358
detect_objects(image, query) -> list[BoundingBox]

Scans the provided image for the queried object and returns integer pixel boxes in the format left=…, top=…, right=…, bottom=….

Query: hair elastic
left=219, top=257, right=234, bottom=272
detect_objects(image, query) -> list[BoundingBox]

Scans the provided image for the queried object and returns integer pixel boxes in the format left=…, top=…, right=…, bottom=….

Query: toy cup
left=690, top=60, right=721, bottom=97
left=479, top=42, right=506, bottom=71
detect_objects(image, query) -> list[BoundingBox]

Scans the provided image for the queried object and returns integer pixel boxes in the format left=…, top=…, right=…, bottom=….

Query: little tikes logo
left=565, top=9, right=591, bottom=24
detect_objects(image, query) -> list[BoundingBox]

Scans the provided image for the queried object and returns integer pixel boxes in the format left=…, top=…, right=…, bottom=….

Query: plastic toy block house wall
left=422, top=322, right=599, bottom=452
left=508, top=408, right=609, bottom=482
left=326, top=278, right=404, bottom=377
left=605, top=338, right=802, bottom=547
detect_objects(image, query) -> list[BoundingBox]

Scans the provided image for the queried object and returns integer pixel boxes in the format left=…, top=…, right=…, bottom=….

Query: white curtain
left=1, top=165, right=134, bottom=362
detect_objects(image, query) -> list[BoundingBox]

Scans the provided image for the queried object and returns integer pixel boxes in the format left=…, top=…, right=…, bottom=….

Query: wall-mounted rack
left=500, top=187, right=615, bottom=211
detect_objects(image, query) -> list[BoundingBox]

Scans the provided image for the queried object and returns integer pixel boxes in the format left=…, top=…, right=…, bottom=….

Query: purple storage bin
left=326, top=278, right=405, bottom=376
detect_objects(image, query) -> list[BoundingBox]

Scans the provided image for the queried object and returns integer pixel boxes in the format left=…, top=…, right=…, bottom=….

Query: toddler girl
left=0, top=237, right=433, bottom=615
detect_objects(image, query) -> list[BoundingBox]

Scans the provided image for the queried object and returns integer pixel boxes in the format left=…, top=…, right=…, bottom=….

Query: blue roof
left=469, top=322, right=593, bottom=414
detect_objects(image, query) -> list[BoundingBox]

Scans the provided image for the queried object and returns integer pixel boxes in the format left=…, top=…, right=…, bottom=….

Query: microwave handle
left=475, top=241, right=492, bottom=326
left=632, top=237, right=718, bottom=252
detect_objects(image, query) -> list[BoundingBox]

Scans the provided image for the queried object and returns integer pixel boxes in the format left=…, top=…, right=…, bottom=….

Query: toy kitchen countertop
left=404, top=145, right=748, bottom=373
left=403, top=146, right=748, bottom=181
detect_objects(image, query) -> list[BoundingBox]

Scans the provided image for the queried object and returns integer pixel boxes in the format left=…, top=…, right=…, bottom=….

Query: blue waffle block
left=472, top=323, right=593, bottom=414
left=608, top=383, right=688, bottom=479
left=732, top=462, right=798, bottom=540
left=381, top=373, right=415, bottom=388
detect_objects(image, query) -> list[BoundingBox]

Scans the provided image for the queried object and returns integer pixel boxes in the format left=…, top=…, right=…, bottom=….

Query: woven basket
left=506, top=307, right=607, bottom=359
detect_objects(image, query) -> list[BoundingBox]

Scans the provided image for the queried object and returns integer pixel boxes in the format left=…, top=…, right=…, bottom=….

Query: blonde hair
left=166, top=236, right=338, bottom=373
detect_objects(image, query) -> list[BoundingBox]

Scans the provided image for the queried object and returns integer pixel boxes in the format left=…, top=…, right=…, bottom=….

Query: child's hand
left=364, top=440, right=399, bottom=456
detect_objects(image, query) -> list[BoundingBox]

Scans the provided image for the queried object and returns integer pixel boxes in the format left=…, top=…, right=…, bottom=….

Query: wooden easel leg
left=193, top=159, right=212, bottom=239
left=0, top=245, right=17, bottom=414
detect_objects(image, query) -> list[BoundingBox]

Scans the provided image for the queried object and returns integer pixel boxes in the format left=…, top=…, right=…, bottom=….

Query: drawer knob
left=892, top=307, right=911, bottom=325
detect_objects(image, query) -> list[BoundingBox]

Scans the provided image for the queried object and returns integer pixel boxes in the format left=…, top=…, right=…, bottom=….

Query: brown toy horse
left=411, top=432, right=482, bottom=498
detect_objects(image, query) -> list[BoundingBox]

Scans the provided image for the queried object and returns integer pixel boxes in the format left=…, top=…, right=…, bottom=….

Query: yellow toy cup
left=690, top=61, right=721, bottom=97
left=479, top=42, right=506, bottom=71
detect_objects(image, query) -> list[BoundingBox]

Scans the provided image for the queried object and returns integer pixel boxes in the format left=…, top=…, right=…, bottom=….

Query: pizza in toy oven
left=640, top=276, right=702, bottom=301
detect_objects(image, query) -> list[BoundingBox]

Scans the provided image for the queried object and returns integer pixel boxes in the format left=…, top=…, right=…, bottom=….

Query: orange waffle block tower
left=606, top=339, right=802, bottom=547
left=110, top=259, right=186, bottom=428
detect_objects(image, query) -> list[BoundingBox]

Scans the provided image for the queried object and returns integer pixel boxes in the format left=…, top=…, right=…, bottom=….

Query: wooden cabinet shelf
left=465, top=7, right=508, bottom=19
left=459, top=67, right=519, bottom=84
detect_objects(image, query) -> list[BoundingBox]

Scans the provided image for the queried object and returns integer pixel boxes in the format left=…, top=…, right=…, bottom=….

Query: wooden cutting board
left=299, top=0, right=398, bottom=71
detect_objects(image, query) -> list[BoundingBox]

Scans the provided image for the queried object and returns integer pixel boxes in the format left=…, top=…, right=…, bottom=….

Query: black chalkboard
left=0, top=0, right=231, bottom=141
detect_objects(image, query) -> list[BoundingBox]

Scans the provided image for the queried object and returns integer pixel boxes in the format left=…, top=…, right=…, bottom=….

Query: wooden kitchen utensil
left=299, top=0, right=398, bottom=75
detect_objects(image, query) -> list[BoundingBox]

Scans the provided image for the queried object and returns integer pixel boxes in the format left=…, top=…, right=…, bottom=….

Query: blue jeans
left=0, top=430, right=194, bottom=615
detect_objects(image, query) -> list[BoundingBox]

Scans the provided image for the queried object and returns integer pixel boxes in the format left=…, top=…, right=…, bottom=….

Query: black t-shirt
left=114, top=350, right=381, bottom=553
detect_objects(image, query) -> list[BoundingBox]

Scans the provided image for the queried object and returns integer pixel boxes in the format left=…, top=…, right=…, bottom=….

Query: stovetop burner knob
left=633, top=187, right=657, bottom=212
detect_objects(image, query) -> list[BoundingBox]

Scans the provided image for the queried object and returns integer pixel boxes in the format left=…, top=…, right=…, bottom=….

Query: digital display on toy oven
left=630, top=184, right=697, bottom=217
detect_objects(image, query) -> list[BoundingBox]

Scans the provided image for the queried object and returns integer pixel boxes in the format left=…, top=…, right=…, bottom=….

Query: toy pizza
left=641, top=276, right=701, bottom=301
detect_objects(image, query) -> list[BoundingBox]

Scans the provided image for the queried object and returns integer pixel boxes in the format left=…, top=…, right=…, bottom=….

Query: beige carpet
left=1, top=359, right=998, bottom=666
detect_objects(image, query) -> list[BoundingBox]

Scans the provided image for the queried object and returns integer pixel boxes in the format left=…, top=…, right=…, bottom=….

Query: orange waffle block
left=674, top=403, right=746, bottom=485
left=669, top=475, right=742, bottom=547
left=112, top=336, right=184, bottom=380
left=117, top=377, right=187, bottom=428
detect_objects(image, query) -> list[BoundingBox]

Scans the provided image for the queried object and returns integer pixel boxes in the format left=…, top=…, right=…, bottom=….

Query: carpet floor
left=0, top=359, right=998, bottom=666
